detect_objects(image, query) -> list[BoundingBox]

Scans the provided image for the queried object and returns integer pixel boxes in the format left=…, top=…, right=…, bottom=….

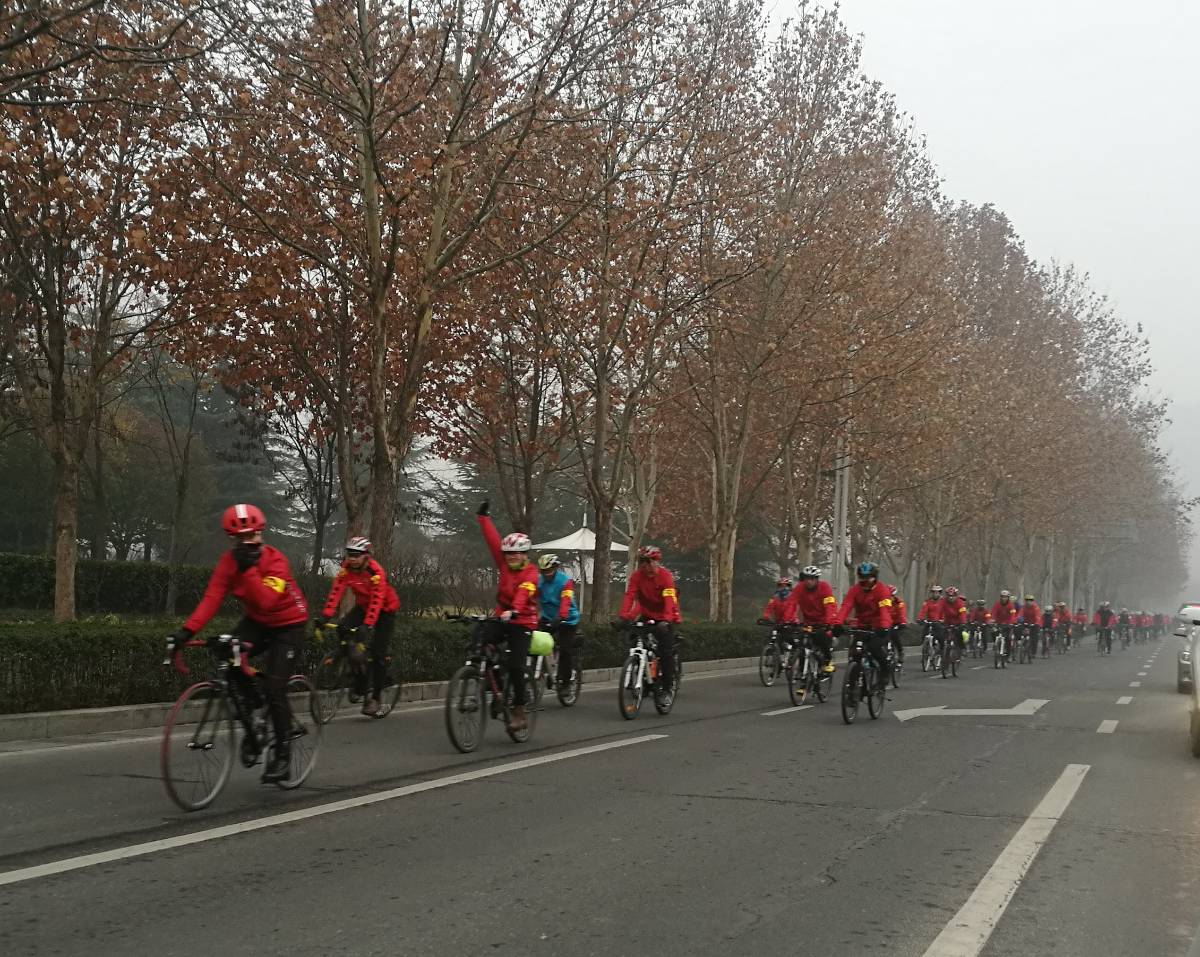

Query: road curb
left=0, top=655, right=757, bottom=743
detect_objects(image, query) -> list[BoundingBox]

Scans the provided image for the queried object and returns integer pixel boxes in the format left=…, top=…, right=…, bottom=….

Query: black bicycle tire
left=557, top=655, right=582, bottom=707
left=841, top=662, right=861, bottom=725
left=275, top=675, right=322, bottom=789
left=759, top=641, right=780, bottom=687
left=618, top=654, right=643, bottom=720
left=504, top=673, right=537, bottom=744
left=312, top=653, right=348, bottom=725
left=444, top=664, right=486, bottom=753
left=867, top=669, right=885, bottom=719
left=161, top=681, right=235, bottom=812
left=786, top=647, right=806, bottom=706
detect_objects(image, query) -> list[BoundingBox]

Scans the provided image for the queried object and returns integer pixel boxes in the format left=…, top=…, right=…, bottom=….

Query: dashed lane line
left=1097, top=720, right=1118, bottom=734
left=1116, top=696, right=1132, bottom=705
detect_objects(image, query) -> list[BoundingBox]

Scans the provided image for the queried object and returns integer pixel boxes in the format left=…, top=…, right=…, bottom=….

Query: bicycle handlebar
left=164, top=635, right=256, bottom=677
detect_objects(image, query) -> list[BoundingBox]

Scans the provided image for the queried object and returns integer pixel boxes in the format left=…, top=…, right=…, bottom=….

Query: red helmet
left=221, top=503, right=265, bottom=536
left=776, top=577, right=793, bottom=588
left=638, top=545, right=662, bottom=561
left=944, top=586, right=959, bottom=598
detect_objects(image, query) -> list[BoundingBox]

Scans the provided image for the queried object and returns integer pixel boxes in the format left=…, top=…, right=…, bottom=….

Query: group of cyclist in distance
left=168, top=501, right=1167, bottom=782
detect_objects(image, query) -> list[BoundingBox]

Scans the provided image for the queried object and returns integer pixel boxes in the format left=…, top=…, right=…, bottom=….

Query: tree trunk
left=52, top=458, right=80, bottom=622
left=710, top=519, right=737, bottom=623
left=164, top=469, right=190, bottom=615
left=89, top=426, right=108, bottom=560
left=591, top=502, right=615, bottom=621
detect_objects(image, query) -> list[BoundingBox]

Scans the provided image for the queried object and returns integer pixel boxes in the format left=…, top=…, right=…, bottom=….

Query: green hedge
left=0, top=553, right=448, bottom=618
left=0, top=553, right=214, bottom=614
left=0, top=617, right=763, bottom=714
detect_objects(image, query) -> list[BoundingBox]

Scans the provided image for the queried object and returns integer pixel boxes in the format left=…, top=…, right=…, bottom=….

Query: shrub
left=0, top=615, right=765, bottom=714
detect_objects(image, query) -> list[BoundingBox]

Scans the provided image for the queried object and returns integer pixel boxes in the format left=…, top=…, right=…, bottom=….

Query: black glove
left=232, top=540, right=261, bottom=572
left=832, top=623, right=846, bottom=637
left=477, top=500, right=490, bottom=516
left=171, top=627, right=193, bottom=649
left=757, top=618, right=771, bottom=626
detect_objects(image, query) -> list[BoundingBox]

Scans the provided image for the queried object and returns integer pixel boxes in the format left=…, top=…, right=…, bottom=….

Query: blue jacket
left=538, top=569, right=580, bottom=626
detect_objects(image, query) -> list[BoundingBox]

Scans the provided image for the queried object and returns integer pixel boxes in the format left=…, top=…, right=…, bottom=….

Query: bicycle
left=310, top=621, right=402, bottom=724
left=919, top=621, right=938, bottom=673
left=1016, top=623, right=1035, bottom=664
left=1040, top=626, right=1052, bottom=659
left=617, top=619, right=683, bottom=720
left=443, top=615, right=539, bottom=753
left=841, top=629, right=886, bottom=725
left=1118, top=624, right=1132, bottom=650
left=530, top=621, right=583, bottom=708
left=785, top=626, right=833, bottom=706
left=757, top=620, right=793, bottom=687
left=160, top=634, right=321, bottom=812
left=940, top=626, right=960, bottom=679
left=1097, top=626, right=1113, bottom=655
left=993, top=624, right=1011, bottom=669
left=968, top=623, right=985, bottom=659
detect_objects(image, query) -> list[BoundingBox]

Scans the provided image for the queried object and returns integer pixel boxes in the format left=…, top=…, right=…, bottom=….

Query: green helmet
left=537, top=554, right=562, bottom=571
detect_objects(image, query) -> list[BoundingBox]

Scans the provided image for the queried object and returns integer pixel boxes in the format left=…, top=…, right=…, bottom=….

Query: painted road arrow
left=893, top=698, right=1049, bottom=723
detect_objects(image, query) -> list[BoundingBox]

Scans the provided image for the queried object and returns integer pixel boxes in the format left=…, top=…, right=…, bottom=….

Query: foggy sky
left=792, top=0, right=1200, bottom=594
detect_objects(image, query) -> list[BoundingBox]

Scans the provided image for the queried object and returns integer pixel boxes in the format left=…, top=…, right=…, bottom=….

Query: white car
left=1178, top=604, right=1200, bottom=756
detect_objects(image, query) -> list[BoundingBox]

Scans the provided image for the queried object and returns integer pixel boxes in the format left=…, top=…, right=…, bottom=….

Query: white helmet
left=501, top=532, right=531, bottom=553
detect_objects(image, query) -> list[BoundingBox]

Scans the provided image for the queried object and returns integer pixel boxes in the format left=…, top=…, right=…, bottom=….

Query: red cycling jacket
left=763, top=590, right=799, bottom=624
left=940, top=597, right=967, bottom=625
left=992, top=600, right=1018, bottom=625
left=836, top=582, right=894, bottom=630
left=1139, top=614, right=1153, bottom=628
left=1019, top=601, right=1042, bottom=624
left=477, top=515, right=539, bottom=628
left=968, top=608, right=992, bottom=624
left=620, top=565, right=681, bottom=623
left=917, top=599, right=945, bottom=622
left=185, top=545, right=308, bottom=634
left=1093, top=608, right=1117, bottom=628
left=786, top=580, right=838, bottom=626
left=891, top=596, right=909, bottom=627
left=1073, top=612, right=1087, bottom=626
left=322, top=557, right=400, bottom=627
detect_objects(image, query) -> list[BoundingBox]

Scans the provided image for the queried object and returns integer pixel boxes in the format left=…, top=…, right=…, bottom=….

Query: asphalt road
left=2, top=636, right=1199, bottom=957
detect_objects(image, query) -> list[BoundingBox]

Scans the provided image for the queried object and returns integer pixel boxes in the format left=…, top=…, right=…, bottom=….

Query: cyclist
left=318, top=536, right=399, bottom=716
left=1094, top=601, right=1117, bottom=652
left=618, top=544, right=682, bottom=707
left=1041, top=602, right=1060, bottom=655
left=171, top=504, right=308, bottom=783
left=968, top=599, right=992, bottom=650
left=916, top=584, right=947, bottom=657
left=762, top=577, right=798, bottom=626
left=476, top=501, right=538, bottom=732
left=1153, top=611, right=1165, bottom=638
left=1074, top=607, right=1088, bottom=638
left=1139, top=610, right=1153, bottom=642
left=1017, top=595, right=1042, bottom=657
left=991, top=590, right=1019, bottom=659
left=940, top=586, right=968, bottom=668
left=888, top=584, right=908, bottom=666
left=536, top=554, right=582, bottom=693
left=785, top=567, right=837, bottom=673
left=1117, top=607, right=1133, bottom=646
left=833, top=561, right=894, bottom=686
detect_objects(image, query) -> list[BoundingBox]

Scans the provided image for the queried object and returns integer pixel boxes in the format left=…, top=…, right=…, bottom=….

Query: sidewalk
left=0, top=655, right=758, bottom=743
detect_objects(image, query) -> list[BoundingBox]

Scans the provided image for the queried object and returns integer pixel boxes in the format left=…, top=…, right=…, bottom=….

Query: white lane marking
left=1130, top=681, right=1141, bottom=688
left=1138, top=672, right=1148, bottom=677
left=762, top=704, right=814, bottom=717
left=921, top=763, right=1089, bottom=957
left=0, top=734, right=667, bottom=888
left=894, top=699, right=1048, bottom=723
left=972, top=666, right=985, bottom=671
left=1116, top=696, right=1132, bottom=705
left=1097, top=720, right=1118, bottom=734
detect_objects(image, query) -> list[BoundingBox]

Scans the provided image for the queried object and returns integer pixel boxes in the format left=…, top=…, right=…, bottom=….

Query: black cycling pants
left=477, top=620, right=532, bottom=706
left=338, top=606, right=395, bottom=698
left=554, top=622, right=581, bottom=683
left=232, top=618, right=303, bottom=742
left=643, top=620, right=676, bottom=686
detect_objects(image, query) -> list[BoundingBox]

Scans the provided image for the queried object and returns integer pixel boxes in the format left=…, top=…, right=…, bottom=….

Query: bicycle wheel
left=274, top=675, right=322, bottom=790
left=445, top=664, right=486, bottom=753
left=161, top=681, right=235, bottom=812
left=505, top=674, right=537, bottom=744
left=950, top=648, right=959, bottom=678
left=786, top=648, right=806, bottom=706
left=311, top=651, right=348, bottom=725
left=556, top=654, right=582, bottom=707
left=672, top=650, right=683, bottom=694
left=921, top=640, right=931, bottom=672
left=891, top=653, right=902, bottom=688
left=867, top=669, right=885, bottom=719
left=814, top=667, right=831, bottom=703
left=841, top=663, right=861, bottom=725
left=759, top=641, right=781, bottom=687
left=941, top=644, right=951, bottom=678
left=618, top=653, right=644, bottom=720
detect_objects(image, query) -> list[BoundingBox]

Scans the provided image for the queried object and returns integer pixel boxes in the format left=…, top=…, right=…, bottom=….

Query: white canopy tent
left=532, top=523, right=629, bottom=614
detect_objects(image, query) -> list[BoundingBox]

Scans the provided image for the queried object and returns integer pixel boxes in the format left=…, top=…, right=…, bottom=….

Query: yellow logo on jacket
left=262, top=576, right=286, bottom=594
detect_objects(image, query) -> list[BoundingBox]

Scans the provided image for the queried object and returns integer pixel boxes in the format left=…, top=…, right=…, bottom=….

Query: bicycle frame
left=169, top=635, right=264, bottom=743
